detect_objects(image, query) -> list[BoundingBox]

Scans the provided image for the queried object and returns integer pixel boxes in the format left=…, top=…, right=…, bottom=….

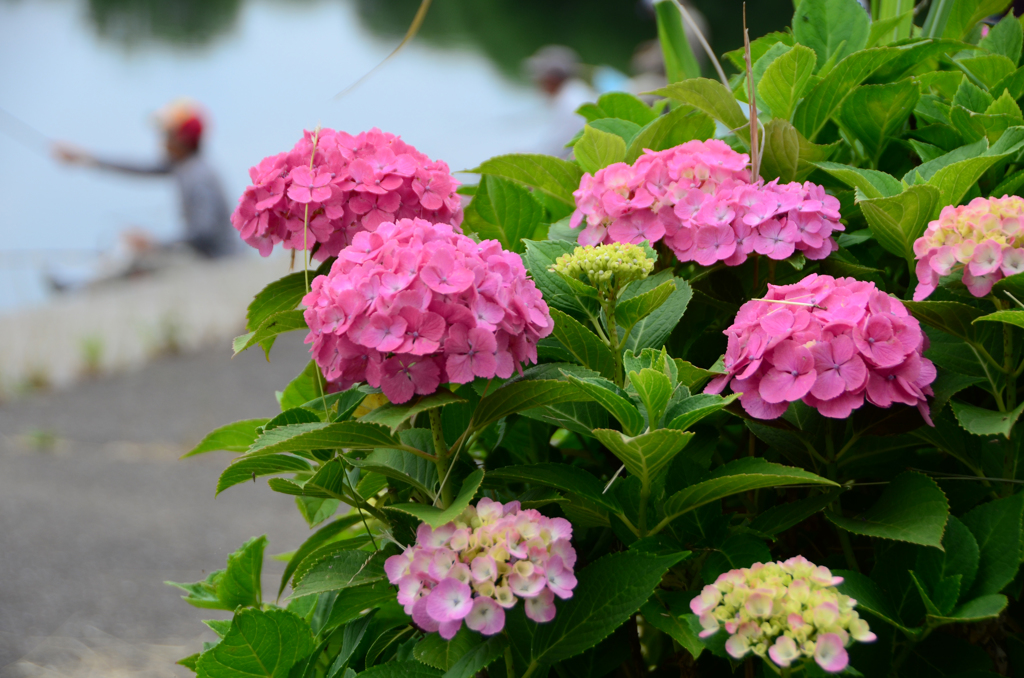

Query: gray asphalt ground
left=0, top=333, right=314, bottom=676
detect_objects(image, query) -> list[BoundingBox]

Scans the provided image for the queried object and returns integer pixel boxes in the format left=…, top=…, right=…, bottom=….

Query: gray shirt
left=94, top=153, right=237, bottom=258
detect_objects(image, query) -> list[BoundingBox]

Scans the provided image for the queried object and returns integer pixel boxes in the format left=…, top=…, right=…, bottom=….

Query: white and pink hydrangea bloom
left=384, top=498, right=577, bottom=639
left=706, top=273, right=936, bottom=423
left=690, top=556, right=873, bottom=674
left=913, top=195, right=1024, bottom=300
left=569, top=140, right=844, bottom=266
left=231, top=128, right=462, bottom=259
left=302, top=218, right=554, bottom=404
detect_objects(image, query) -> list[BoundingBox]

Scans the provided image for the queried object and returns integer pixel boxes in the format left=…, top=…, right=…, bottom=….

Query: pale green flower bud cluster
left=690, top=557, right=875, bottom=674
left=551, top=242, right=654, bottom=291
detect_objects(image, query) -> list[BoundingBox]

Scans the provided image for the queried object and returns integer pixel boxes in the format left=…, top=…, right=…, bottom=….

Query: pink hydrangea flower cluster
left=706, top=274, right=936, bottom=423
left=913, top=195, right=1024, bottom=300
left=384, top=498, right=577, bottom=639
left=302, top=218, right=554, bottom=404
left=569, top=140, right=843, bottom=265
left=690, top=557, right=875, bottom=674
left=231, top=128, right=462, bottom=259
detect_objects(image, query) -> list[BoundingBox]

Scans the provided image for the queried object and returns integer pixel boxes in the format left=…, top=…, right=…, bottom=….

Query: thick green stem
left=1005, top=348, right=1017, bottom=412
left=999, top=298, right=1016, bottom=410
left=618, top=511, right=642, bottom=537
left=504, top=643, right=516, bottom=678
left=639, top=481, right=650, bottom=537
left=1001, top=301, right=1019, bottom=489
left=835, top=520, right=860, bottom=572
left=826, top=424, right=859, bottom=572
left=429, top=408, right=453, bottom=507
left=604, top=295, right=624, bottom=388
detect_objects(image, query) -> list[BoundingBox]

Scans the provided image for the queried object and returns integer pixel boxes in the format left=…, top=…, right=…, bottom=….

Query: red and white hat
left=154, top=98, right=205, bottom=149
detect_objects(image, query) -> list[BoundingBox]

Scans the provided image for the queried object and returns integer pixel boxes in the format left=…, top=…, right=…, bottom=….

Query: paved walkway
left=0, top=333, right=313, bottom=676
left=0, top=254, right=292, bottom=394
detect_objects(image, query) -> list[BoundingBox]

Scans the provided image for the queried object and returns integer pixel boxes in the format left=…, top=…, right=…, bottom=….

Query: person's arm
left=52, top=142, right=172, bottom=175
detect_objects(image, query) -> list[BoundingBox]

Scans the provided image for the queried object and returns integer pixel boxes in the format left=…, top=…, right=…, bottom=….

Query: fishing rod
left=332, top=0, right=433, bottom=100
left=0, top=106, right=51, bottom=154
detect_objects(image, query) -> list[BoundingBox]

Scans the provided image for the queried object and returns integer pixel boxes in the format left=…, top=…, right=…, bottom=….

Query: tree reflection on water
left=86, top=0, right=241, bottom=47
left=83, top=0, right=792, bottom=77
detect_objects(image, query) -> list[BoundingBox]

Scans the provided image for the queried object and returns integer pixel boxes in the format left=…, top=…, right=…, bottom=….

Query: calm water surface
left=0, top=0, right=553, bottom=311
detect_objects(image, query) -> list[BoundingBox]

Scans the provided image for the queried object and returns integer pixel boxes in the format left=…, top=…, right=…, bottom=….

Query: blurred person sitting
left=525, top=46, right=597, bottom=157
left=629, top=40, right=669, bottom=105
left=52, top=100, right=236, bottom=284
left=633, top=0, right=709, bottom=98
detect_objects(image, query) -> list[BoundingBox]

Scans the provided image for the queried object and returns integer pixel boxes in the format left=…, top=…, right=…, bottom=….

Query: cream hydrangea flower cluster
left=690, top=557, right=875, bottom=674
left=550, top=242, right=655, bottom=292
left=385, top=498, right=576, bottom=640
left=913, top=195, right=1024, bottom=300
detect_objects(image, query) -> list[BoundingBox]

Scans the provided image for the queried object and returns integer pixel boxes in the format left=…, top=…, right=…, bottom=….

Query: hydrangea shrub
left=175, top=1, right=1024, bottom=676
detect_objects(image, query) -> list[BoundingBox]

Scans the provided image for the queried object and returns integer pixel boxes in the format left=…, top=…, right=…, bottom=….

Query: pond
left=0, top=0, right=789, bottom=313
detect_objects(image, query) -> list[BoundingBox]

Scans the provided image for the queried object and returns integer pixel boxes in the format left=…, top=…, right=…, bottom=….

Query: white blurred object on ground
left=3, top=621, right=195, bottom=678
left=0, top=254, right=294, bottom=394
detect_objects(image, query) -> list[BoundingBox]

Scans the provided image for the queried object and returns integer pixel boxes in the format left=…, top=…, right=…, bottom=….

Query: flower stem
left=999, top=297, right=1019, bottom=489
left=639, top=482, right=650, bottom=537
left=997, top=297, right=1017, bottom=407
left=428, top=408, right=453, bottom=508
left=503, top=643, right=516, bottom=678
left=338, top=462, right=379, bottom=550
left=826, top=428, right=859, bottom=572
left=835, top=522, right=860, bottom=572
left=603, top=294, right=624, bottom=388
